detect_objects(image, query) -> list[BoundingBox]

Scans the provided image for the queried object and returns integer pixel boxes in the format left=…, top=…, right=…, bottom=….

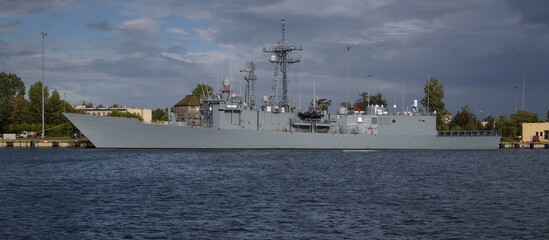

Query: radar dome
left=222, top=78, right=231, bottom=89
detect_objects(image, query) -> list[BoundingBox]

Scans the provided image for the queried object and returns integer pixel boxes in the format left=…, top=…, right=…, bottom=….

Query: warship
left=64, top=19, right=501, bottom=149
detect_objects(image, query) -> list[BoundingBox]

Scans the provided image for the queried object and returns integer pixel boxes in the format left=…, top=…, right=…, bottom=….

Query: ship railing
left=437, top=130, right=502, bottom=137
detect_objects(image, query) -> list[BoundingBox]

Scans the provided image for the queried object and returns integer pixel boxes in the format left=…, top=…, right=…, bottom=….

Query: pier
left=499, top=142, right=549, bottom=149
left=0, top=139, right=93, bottom=148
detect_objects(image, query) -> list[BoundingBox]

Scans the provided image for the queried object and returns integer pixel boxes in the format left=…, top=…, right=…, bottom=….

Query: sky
left=1, top=0, right=548, bottom=119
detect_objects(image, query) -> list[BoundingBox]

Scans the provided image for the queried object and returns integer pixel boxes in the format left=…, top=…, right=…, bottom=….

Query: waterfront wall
left=499, top=142, right=549, bottom=149
left=0, top=139, right=93, bottom=148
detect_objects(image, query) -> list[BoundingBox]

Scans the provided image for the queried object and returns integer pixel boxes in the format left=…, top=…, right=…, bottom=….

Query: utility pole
left=522, top=72, right=525, bottom=110
left=346, top=45, right=351, bottom=109
left=41, top=32, right=47, bottom=139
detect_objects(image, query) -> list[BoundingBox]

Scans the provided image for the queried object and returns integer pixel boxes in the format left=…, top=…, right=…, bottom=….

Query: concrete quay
left=0, top=139, right=93, bottom=148
left=499, top=142, right=549, bottom=149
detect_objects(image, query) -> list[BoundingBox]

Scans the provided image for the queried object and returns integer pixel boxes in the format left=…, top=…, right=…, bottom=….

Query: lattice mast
left=263, top=19, right=302, bottom=110
left=240, top=61, right=257, bottom=110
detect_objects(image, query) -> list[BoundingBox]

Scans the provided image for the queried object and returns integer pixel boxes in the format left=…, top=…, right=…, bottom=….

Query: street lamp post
left=41, top=32, right=47, bottom=138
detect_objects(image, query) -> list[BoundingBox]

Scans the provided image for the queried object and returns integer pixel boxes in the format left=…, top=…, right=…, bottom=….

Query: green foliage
left=0, top=72, right=26, bottom=132
left=0, top=73, right=81, bottom=136
left=340, top=101, right=352, bottom=111
left=352, top=92, right=387, bottom=111
left=0, top=72, right=25, bottom=102
left=421, top=77, right=446, bottom=112
left=312, top=98, right=332, bottom=111
left=421, top=77, right=449, bottom=130
left=26, top=82, right=49, bottom=124
left=353, top=92, right=369, bottom=111
left=452, top=105, right=480, bottom=130
left=46, top=90, right=64, bottom=125
left=152, top=108, right=169, bottom=122
left=369, top=93, right=387, bottom=107
left=108, top=110, right=144, bottom=122
left=482, top=115, right=496, bottom=130
left=495, top=115, right=517, bottom=140
left=192, top=84, right=214, bottom=97
left=510, top=110, right=540, bottom=137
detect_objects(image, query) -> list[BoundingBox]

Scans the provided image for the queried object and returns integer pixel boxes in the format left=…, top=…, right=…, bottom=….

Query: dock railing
left=437, top=130, right=502, bottom=137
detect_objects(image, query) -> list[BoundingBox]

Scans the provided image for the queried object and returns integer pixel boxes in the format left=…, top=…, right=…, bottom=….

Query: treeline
left=0, top=72, right=83, bottom=137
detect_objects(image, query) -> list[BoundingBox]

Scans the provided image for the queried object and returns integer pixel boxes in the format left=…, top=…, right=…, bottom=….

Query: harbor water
left=1, top=149, right=548, bottom=239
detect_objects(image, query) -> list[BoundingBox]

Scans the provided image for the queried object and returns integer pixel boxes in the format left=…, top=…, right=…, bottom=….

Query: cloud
left=86, top=20, right=111, bottom=31
left=511, top=0, right=549, bottom=26
left=0, top=0, right=65, bottom=17
left=166, top=27, right=188, bottom=35
left=114, top=17, right=161, bottom=42
left=245, top=0, right=363, bottom=18
left=115, top=0, right=213, bottom=20
left=0, top=19, right=21, bottom=33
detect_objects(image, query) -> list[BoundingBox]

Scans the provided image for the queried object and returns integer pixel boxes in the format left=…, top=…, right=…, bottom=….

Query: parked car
left=19, top=131, right=36, bottom=138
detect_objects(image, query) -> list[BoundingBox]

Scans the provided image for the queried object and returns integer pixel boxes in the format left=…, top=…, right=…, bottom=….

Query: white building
left=73, top=105, right=152, bottom=123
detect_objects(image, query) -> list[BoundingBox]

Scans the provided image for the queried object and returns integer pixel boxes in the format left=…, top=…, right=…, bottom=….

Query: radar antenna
left=240, top=61, right=257, bottom=110
left=263, top=19, right=302, bottom=110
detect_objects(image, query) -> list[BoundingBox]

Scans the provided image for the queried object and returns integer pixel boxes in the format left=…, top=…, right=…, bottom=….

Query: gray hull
left=64, top=113, right=501, bottom=149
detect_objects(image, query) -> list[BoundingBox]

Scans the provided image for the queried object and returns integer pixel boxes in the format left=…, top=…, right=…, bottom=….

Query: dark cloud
left=510, top=0, right=549, bottom=26
left=86, top=20, right=111, bottom=31
left=0, top=0, right=65, bottom=17
left=2, top=0, right=548, bottom=117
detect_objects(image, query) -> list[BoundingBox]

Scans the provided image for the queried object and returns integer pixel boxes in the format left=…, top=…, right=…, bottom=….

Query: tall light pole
left=346, top=45, right=351, bottom=109
left=521, top=72, right=525, bottom=110
left=41, top=32, right=47, bottom=139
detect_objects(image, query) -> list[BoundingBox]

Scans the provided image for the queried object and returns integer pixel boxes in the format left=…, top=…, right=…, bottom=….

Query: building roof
left=175, top=95, right=200, bottom=106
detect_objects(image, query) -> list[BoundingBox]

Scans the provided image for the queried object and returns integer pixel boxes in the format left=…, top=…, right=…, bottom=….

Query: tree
left=340, top=101, right=352, bottom=111
left=496, top=115, right=517, bottom=140
left=352, top=92, right=387, bottom=111
left=369, top=93, right=387, bottom=107
left=510, top=110, right=540, bottom=137
left=25, top=82, right=49, bottom=124
left=482, top=115, right=496, bottom=130
left=192, top=84, right=213, bottom=97
left=46, top=90, right=64, bottom=125
left=452, top=105, right=479, bottom=130
left=421, top=77, right=450, bottom=130
left=8, top=96, right=28, bottom=125
left=312, top=98, right=331, bottom=111
left=152, top=108, right=169, bottom=122
left=421, top=77, right=446, bottom=112
left=0, top=72, right=26, bottom=132
left=108, top=110, right=143, bottom=122
left=353, top=92, right=369, bottom=111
